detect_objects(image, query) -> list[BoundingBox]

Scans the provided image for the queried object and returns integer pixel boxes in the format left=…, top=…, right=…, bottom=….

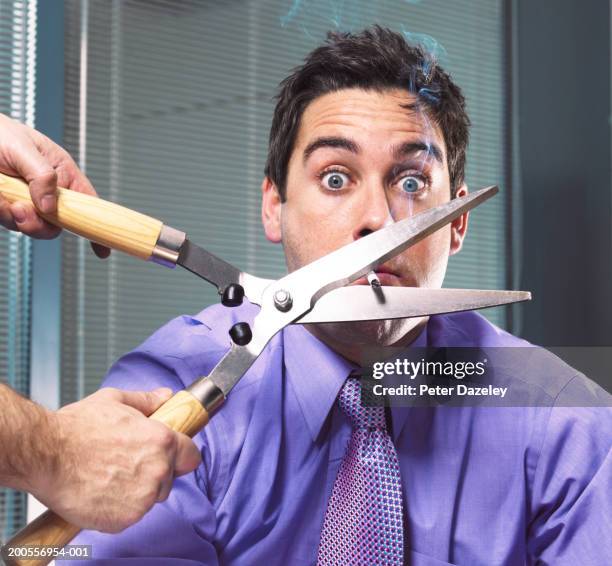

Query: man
left=41, top=27, right=612, bottom=564
left=0, top=113, right=202, bottom=534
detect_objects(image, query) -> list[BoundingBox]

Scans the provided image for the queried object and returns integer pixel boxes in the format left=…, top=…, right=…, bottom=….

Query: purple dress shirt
left=61, top=304, right=611, bottom=566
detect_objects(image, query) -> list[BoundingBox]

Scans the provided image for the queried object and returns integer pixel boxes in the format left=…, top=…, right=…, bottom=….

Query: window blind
left=0, top=0, right=36, bottom=544
left=61, top=0, right=508, bottom=401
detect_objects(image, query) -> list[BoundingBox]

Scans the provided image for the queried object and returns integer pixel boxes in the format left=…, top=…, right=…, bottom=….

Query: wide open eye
left=321, top=171, right=349, bottom=191
left=399, top=175, right=426, bottom=193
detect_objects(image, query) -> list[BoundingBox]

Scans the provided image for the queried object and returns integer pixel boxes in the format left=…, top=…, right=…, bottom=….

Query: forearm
left=0, top=383, right=58, bottom=492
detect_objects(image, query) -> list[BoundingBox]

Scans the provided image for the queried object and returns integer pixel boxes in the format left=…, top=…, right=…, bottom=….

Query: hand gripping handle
left=1, top=390, right=211, bottom=566
left=0, top=173, right=165, bottom=260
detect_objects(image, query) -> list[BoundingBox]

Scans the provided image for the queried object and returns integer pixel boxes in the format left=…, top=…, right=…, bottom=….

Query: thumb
left=173, top=433, right=202, bottom=476
left=112, top=387, right=173, bottom=416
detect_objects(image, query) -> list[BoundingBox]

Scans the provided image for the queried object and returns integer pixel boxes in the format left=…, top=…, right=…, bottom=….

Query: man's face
left=262, top=88, right=468, bottom=356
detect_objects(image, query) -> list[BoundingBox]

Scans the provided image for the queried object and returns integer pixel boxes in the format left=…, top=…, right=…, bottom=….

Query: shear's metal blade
left=274, top=186, right=498, bottom=313
left=297, top=287, right=531, bottom=324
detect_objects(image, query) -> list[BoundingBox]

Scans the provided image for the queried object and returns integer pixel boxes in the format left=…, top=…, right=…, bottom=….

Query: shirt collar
left=387, top=313, right=494, bottom=439
left=283, top=324, right=356, bottom=442
left=283, top=321, right=433, bottom=443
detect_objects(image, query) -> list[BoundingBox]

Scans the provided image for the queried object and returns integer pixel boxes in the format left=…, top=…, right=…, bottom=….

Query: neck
left=306, top=317, right=429, bottom=365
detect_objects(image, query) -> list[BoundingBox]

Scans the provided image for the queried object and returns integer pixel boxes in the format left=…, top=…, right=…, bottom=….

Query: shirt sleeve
left=58, top=316, right=226, bottom=565
left=527, top=374, right=612, bottom=565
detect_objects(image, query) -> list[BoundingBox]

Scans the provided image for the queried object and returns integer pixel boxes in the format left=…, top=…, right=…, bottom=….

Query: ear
left=261, top=176, right=282, bottom=243
left=450, top=184, right=469, bottom=255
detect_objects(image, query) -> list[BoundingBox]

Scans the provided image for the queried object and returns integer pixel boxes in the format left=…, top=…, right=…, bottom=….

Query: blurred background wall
left=1, top=0, right=610, bottom=542
left=517, top=0, right=612, bottom=346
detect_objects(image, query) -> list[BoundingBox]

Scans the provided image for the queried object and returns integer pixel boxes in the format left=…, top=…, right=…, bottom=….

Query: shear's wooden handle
left=149, top=389, right=211, bottom=435
left=0, top=172, right=163, bottom=260
left=1, top=391, right=210, bottom=566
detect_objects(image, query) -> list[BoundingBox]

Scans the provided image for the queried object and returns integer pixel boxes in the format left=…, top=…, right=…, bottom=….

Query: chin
left=313, top=317, right=426, bottom=349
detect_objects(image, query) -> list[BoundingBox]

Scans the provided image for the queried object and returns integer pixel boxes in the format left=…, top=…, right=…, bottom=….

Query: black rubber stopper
left=222, top=284, right=245, bottom=307
left=229, top=322, right=252, bottom=346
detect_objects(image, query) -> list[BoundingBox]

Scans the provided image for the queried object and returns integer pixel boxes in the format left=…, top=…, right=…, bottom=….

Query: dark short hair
left=265, top=25, right=470, bottom=200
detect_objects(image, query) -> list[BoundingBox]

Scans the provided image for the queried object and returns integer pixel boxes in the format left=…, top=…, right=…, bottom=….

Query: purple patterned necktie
left=317, top=377, right=404, bottom=565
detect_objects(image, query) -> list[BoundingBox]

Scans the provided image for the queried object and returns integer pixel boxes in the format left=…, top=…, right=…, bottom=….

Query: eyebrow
left=303, top=136, right=444, bottom=165
left=394, top=141, right=444, bottom=164
left=303, top=136, right=361, bottom=163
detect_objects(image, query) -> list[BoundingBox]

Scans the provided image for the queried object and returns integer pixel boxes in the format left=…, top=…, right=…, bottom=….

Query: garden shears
left=0, top=175, right=530, bottom=565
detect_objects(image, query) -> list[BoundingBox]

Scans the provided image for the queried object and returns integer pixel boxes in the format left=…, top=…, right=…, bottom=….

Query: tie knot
left=338, top=377, right=386, bottom=430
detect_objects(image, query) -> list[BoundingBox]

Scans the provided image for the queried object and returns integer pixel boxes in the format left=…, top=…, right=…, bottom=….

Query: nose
left=352, top=184, right=394, bottom=240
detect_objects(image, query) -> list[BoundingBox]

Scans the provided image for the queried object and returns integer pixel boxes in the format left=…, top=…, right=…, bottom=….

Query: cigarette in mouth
left=366, top=270, right=381, bottom=287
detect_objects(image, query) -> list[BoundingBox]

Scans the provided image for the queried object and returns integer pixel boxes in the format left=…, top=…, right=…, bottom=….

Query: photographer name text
left=371, top=383, right=508, bottom=398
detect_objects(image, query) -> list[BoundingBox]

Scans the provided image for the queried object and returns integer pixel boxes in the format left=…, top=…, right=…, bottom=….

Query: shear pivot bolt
left=274, top=289, right=293, bottom=312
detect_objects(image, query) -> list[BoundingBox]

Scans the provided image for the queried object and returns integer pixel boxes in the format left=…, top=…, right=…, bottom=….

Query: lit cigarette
left=367, top=270, right=381, bottom=287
